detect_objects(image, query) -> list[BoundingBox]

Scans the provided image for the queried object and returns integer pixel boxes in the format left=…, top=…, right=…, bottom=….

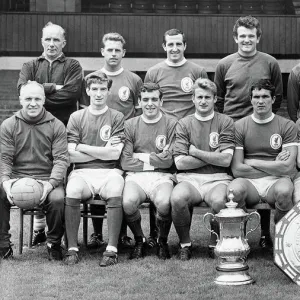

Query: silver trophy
left=203, top=189, right=260, bottom=285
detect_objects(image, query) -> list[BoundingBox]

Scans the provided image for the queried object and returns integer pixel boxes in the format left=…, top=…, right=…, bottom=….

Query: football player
left=120, top=82, right=177, bottom=259
left=64, top=73, right=124, bottom=266
left=171, top=78, right=235, bottom=260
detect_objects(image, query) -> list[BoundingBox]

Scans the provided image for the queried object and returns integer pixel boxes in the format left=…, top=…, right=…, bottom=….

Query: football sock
left=106, top=245, right=118, bottom=253
left=156, top=211, right=172, bottom=240
left=258, top=209, right=271, bottom=236
left=172, top=202, right=191, bottom=244
left=149, top=202, right=158, bottom=238
left=106, top=197, right=123, bottom=248
left=119, top=216, right=128, bottom=238
left=90, top=204, right=104, bottom=235
left=126, top=210, right=144, bottom=239
left=33, top=214, right=46, bottom=231
left=65, top=197, right=81, bottom=249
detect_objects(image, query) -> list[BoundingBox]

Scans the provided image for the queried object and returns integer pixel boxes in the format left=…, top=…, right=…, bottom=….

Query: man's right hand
left=2, top=179, right=18, bottom=205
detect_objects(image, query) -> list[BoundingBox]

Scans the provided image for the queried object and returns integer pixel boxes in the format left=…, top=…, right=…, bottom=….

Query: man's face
left=251, top=88, right=275, bottom=119
left=101, top=40, right=125, bottom=68
left=41, top=25, right=66, bottom=60
left=20, top=84, right=45, bottom=119
left=87, top=82, right=109, bottom=110
left=234, top=26, right=260, bottom=57
left=192, top=87, right=216, bottom=117
left=163, top=34, right=186, bottom=63
left=139, top=90, right=162, bottom=120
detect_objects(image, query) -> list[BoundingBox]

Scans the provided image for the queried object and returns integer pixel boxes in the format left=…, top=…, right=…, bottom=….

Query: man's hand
left=276, top=149, right=290, bottom=161
left=163, top=144, right=170, bottom=152
left=106, top=135, right=125, bottom=147
left=189, top=144, right=197, bottom=156
left=56, top=85, right=63, bottom=90
left=2, top=179, right=18, bottom=205
left=37, top=180, right=53, bottom=205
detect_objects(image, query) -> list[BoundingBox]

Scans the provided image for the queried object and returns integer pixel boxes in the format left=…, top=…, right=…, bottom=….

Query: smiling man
left=214, top=15, right=283, bottom=250
left=145, top=28, right=208, bottom=120
left=0, top=81, right=68, bottom=260
left=120, top=83, right=177, bottom=260
left=64, top=73, right=125, bottom=267
left=228, top=79, right=297, bottom=227
left=170, top=78, right=235, bottom=260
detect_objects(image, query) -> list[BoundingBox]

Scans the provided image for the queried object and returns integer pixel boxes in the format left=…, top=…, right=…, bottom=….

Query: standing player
left=214, top=15, right=283, bottom=249
left=17, top=22, right=83, bottom=247
left=120, top=83, right=177, bottom=259
left=80, top=32, right=143, bottom=248
left=145, top=28, right=208, bottom=120
left=64, top=73, right=124, bottom=267
left=228, top=80, right=297, bottom=229
left=171, top=78, right=235, bottom=260
left=287, top=63, right=300, bottom=122
left=0, top=81, right=68, bottom=260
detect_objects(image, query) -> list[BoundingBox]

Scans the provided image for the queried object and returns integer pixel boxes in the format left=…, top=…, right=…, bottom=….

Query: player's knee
left=122, top=196, right=139, bottom=215
left=210, top=195, right=226, bottom=213
left=274, top=188, right=293, bottom=211
left=155, top=198, right=171, bottom=216
left=66, top=181, right=85, bottom=199
left=47, top=188, right=64, bottom=210
left=170, top=191, right=189, bottom=211
left=227, top=180, right=247, bottom=205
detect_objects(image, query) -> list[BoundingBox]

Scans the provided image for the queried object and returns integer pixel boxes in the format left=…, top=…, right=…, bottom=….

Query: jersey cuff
left=283, top=142, right=298, bottom=148
left=143, top=162, right=155, bottom=171
left=235, top=146, right=243, bottom=150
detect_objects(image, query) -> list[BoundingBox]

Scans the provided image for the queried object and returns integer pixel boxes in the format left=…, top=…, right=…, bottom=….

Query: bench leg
left=19, top=209, right=24, bottom=255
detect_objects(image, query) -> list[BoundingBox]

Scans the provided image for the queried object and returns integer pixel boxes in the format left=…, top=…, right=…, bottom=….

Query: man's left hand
left=37, top=180, right=53, bottom=204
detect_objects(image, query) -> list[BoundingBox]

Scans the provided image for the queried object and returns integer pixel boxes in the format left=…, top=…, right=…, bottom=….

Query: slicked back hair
left=233, top=15, right=262, bottom=39
left=102, top=32, right=126, bottom=48
left=42, top=22, right=66, bottom=40
left=163, top=28, right=186, bottom=45
left=192, top=78, right=217, bottom=97
left=85, top=73, right=112, bottom=90
left=139, top=82, right=163, bottom=100
left=250, top=79, right=275, bottom=98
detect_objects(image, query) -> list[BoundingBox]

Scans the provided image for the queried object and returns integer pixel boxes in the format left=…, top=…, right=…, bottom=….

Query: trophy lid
left=215, top=189, right=248, bottom=218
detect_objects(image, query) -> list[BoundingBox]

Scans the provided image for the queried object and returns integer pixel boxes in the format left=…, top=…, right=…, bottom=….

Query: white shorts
left=125, top=172, right=175, bottom=199
left=246, top=176, right=282, bottom=200
left=176, top=173, right=232, bottom=200
left=68, top=168, right=123, bottom=198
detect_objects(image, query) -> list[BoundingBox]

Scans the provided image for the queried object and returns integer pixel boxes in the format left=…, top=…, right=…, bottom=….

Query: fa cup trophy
left=203, top=189, right=260, bottom=285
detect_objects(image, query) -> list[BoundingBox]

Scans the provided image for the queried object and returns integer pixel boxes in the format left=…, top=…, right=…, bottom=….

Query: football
left=11, top=178, right=43, bottom=209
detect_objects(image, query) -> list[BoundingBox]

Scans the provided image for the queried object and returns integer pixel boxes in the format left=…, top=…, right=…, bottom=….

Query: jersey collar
left=101, top=67, right=124, bottom=76
left=88, top=105, right=108, bottom=115
left=165, top=58, right=187, bottom=67
left=251, top=113, right=275, bottom=124
left=141, top=112, right=162, bottom=124
left=194, top=111, right=214, bottom=121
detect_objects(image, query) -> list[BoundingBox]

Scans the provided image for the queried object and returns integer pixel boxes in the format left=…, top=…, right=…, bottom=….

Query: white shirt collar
left=194, top=111, right=214, bottom=121
left=88, top=105, right=108, bottom=115
left=141, top=112, right=162, bottom=124
left=251, top=113, right=275, bottom=124
left=165, top=58, right=187, bottom=67
left=101, top=67, right=124, bottom=76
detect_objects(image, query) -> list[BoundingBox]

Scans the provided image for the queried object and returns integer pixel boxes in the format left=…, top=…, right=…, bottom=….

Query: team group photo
left=1, top=1, right=300, bottom=299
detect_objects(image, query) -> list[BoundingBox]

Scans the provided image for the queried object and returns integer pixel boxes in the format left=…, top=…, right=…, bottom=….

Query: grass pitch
left=0, top=209, right=299, bottom=300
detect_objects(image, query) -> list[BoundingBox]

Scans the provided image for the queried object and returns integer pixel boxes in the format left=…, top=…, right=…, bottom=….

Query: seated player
left=120, top=83, right=177, bottom=260
left=0, top=81, right=68, bottom=260
left=229, top=79, right=297, bottom=236
left=171, top=78, right=235, bottom=260
left=64, top=73, right=125, bottom=267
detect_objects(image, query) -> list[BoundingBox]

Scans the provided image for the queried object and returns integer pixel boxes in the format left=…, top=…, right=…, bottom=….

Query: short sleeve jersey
left=173, top=112, right=235, bottom=174
left=121, top=114, right=177, bottom=173
left=235, top=114, right=297, bottom=161
left=82, top=68, right=142, bottom=120
left=145, top=60, right=208, bottom=120
left=67, top=107, right=124, bottom=170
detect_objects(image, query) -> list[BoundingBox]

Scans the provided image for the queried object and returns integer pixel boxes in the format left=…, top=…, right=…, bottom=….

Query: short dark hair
left=233, top=16, right=262, bottom=39
left=192, top=78, right=217, bottom=97
left=163, top=28, right=186, bottom=45
left=42, top=22, right=66, bottom=40
left=85, top=73, right=112, bottom=90
left=250, top=79, right=275, bottom=98
left=102, top=32, right=126, bottom=48
left=139, top=82, right=162, bottom=100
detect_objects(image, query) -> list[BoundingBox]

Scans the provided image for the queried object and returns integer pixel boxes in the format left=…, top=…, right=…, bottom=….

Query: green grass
left=0, top=209, right=299, bottom=300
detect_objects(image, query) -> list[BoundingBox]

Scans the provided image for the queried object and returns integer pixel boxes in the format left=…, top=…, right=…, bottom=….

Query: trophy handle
left=203, top=212, right=219, bottom=240
left=245, top=211, right=261, bottom=239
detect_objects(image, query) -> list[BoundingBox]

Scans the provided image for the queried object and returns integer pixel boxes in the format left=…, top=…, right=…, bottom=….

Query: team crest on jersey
left=156, top=135, right=167, bottom=151
left=209, top=132, right=219, bottom=148
left=118, top=86, right=130, bottom=101
left=181, top=77, right=193, bottom=93
left=100, top=125, right=111, bottom=141
left=270, top=134, right=282, bottom=149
